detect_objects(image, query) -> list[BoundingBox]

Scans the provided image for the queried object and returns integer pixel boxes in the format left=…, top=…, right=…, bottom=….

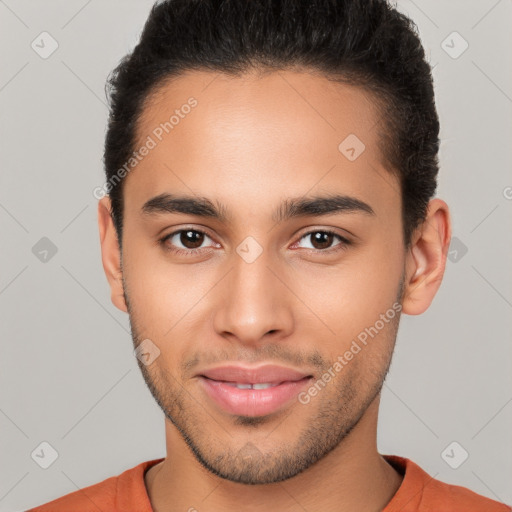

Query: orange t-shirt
left=26, top=454, right=511, bottom=511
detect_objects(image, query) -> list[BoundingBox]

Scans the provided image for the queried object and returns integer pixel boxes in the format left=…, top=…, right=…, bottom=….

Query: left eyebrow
left=273, top=194, right=375, bottom=223
left=141, top=192, right=375, bottom=223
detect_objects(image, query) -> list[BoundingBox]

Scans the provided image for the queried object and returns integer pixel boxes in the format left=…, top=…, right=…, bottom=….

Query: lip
left=197, top=364, right=313, bottom=417
left=199, top=364, right=311, bottom=384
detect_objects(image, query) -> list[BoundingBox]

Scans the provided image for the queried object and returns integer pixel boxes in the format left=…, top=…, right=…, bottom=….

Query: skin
left=98, top=69, right=451, bottom=512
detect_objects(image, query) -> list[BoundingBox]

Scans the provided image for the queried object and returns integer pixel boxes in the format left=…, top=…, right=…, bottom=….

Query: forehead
left=136, top=68, right=382, bottom=149
left=125, top=69, right=398, bottom=219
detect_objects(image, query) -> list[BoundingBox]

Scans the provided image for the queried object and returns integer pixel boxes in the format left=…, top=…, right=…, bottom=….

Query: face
left=111, top=69, right=409, bottom=484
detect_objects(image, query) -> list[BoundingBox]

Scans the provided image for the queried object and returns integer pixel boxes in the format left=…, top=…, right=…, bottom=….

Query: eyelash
left=158, top=227, right=352, bottom=257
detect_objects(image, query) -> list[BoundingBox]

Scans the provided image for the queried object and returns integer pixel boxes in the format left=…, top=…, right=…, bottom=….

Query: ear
left=98, top=196, right=128, bottom=313
left=402, top=198, right=452, bottom=315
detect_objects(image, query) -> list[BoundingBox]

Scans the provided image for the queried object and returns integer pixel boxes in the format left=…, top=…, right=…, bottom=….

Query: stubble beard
left=123, top=273, right=404, bottom=484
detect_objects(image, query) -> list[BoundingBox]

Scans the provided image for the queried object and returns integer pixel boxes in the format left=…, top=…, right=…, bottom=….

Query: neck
left=145, top=398, right=403, bottom=512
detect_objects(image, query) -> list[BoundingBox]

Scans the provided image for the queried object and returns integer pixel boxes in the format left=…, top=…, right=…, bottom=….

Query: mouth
left=197, top=364, right=313, bottom=417
left=217, top=381, right=288, bottom=390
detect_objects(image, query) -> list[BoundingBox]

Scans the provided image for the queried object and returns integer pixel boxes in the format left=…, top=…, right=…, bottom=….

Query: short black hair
left=103, top=0, right=439, bottom=250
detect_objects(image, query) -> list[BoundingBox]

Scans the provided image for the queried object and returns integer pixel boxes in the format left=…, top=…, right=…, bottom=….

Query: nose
left=212, top=246, right=294, bottom=347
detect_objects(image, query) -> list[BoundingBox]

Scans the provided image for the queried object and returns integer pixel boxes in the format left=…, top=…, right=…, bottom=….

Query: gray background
left=1, top=1, right=511, bottom=510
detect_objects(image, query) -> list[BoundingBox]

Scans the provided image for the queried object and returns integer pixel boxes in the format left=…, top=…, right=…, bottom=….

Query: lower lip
left=199, top=376, right=312, bottom=417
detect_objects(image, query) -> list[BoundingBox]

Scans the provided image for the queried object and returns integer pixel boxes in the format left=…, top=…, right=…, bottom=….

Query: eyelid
left=294, top=225, right=353, bottom=243
left=160, top=225, right=218, bottom=251
left=159, top=225, right=353, bottom=255
left=291, top=228, right=352, bottom=253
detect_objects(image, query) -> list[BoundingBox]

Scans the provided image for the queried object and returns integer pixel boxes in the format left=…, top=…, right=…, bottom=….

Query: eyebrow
left=141, top=192, right=375, bottom=223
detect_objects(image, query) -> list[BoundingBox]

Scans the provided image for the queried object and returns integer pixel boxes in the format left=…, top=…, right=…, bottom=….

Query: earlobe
left=97, top=197, right=128, bottom=313
left=401, top=198, right=452, bottom=315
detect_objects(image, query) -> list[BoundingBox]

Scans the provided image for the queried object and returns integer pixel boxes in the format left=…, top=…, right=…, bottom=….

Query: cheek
left=288, top=238, right=403, bottom=355
left=122, top=220, right=403, bottom=355
left=122, top=242, right=217, bottom=341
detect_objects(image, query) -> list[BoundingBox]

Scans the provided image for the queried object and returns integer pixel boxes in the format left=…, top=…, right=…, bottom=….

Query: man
left=28, top=0, right=511, bottom=510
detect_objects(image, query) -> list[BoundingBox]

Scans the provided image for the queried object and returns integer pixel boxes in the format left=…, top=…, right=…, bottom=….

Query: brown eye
left=177, top=230, right=205, bottom=249
left=297, top=230, right=347, bottom=251
left=160, top=228, right=216, bottom=256
left=309, top=231, right=336, bottom=250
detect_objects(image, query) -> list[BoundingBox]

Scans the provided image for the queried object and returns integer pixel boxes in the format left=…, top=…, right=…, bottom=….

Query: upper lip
left=198, top=364, right=312, bottom=384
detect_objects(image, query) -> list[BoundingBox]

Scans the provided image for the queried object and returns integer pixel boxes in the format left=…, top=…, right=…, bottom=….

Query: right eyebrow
left=141, top=193, right=231, bottom=222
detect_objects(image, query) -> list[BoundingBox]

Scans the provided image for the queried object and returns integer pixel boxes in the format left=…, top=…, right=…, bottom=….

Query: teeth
left=224, top=382, right=279, bottom=389
left=252, top=383, right=276, bottom=389
left=234, top=383, right=252, bottom=390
